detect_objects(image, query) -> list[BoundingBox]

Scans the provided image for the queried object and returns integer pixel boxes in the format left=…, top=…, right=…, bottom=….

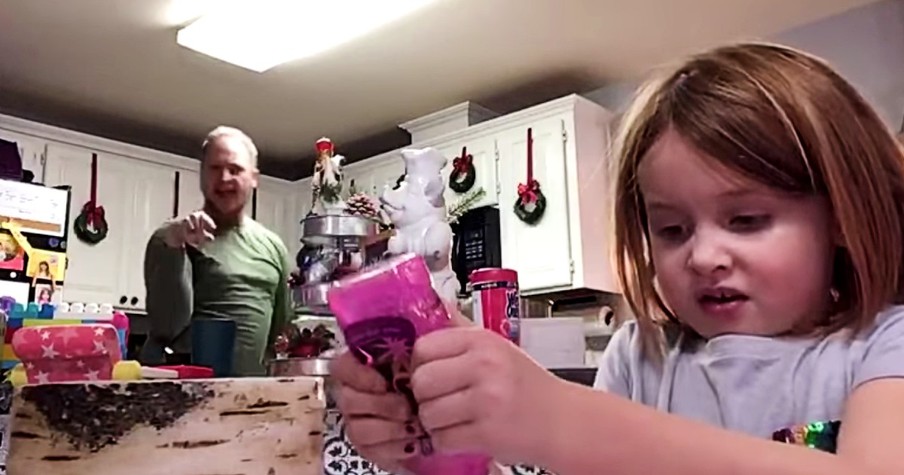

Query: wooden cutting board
left=6, top=377, right=325, bottom=475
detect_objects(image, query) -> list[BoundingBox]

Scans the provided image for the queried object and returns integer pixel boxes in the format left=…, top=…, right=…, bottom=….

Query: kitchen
left=0, top=0, right=902, bottom=474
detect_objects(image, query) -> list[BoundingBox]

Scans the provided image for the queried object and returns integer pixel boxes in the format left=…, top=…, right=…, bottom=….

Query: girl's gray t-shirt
left=594, top=306, right=904, bottom=438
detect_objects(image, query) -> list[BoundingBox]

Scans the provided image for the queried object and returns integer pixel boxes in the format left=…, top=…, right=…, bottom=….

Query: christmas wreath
left=448, top=146, right=476, bottom=193
left=514, top=128, right=546, bottom=225
left=514, top=180, right=546, bottom=225
left=74, top=153, right=109, bottom=245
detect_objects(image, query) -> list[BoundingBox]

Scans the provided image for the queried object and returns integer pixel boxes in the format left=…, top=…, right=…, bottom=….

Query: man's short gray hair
left=201, top=126, right=259, bottom=167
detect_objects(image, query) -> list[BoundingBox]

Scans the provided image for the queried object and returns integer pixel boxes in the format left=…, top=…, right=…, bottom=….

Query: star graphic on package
left=93, top=340, right=107, bottom=353
left=41, top=343, right=59, bottom=359
left=84, top=369, right=99, bottom=381
left=59, top=327, right=79, bottom=344
left=94, top=327, right=106, bottom=337
left=35, top=371, right=49, bottom=384
left=375, top=338, right=411, bottom=363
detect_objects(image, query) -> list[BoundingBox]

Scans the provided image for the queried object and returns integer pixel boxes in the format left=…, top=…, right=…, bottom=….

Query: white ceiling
left=0, top=0, right=880, bottom=176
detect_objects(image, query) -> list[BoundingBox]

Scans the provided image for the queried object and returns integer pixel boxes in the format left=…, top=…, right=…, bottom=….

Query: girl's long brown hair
left=612, top=42, right=904, bottom=359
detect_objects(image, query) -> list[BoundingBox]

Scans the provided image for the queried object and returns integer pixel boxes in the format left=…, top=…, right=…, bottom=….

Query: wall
left=583, top=0, right=904, bottom=132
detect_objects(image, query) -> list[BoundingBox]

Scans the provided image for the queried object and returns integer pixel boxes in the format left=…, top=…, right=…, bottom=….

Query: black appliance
left=450, top=206, right=502, bottom=294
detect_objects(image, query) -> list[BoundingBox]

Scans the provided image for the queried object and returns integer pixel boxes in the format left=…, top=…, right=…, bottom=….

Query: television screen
left=0, top=179, right=69, bottom=237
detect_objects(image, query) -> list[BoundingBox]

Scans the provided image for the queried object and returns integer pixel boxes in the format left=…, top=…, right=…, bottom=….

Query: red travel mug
left=469, top=268, right=521, bottom=345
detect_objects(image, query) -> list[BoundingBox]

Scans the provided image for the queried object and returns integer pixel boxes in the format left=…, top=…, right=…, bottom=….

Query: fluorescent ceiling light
left=176, top=0, right=439, bottom=72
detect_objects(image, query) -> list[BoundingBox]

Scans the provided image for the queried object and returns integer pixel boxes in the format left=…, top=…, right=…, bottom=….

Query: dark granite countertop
left=550, top=367, right=598, bottom=387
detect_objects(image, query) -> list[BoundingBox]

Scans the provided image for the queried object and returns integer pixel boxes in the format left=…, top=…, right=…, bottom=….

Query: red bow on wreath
left=453, top=149, right=473, bottom=173
left=517, top=179, right=541, bottom=204
left=81, top=202, right=106, bottom=229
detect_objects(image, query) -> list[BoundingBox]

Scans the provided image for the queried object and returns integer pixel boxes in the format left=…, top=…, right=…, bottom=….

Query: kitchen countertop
left=0, top=377, right=567, bottom=475
left=0, top=363, right=594, bottom=475
left=551, top=367, right=598, bottom=387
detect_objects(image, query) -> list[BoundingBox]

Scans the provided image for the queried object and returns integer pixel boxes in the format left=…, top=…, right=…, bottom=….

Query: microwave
left=450, top=206, right=502, bottom=295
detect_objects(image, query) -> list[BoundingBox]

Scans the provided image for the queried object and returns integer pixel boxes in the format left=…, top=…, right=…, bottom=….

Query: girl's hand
left=410, top=326, right=568, bottom=466
left=330, top=350, right=418, bottom=474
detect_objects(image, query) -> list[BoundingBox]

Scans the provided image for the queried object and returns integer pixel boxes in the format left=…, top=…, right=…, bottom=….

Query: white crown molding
left=417, top=94, right=596, bottom=148
left=399, top=101, right=499, bottom=138
left=0, top=113, right=199, bottom=170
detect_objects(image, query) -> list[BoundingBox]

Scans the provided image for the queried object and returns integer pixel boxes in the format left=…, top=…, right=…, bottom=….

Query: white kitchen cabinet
left=293, top=177, right=313, bottom=246
left=432, top=133, right=498, bottom=208
left=496, top=115, right=574, bottom=291
left=339, top=95, right=618, bottom=295
left=493, top=95, right=618, bottom=294
left=0, top=130, right=46, bottom=182
left=122, top=159, right=179, bottom=310
left=343, top=150, right=405, bottom=199
left=289, top=177, right=313, bottom=250
left=44, top=144, right=185, bottom=310
left=43, top=143, right=141, bottom=307
left=176, top=168, right=204, bottom=216
left=254, top=177, right=300, bottom=253
left=296, top=178, right=314, bottom=217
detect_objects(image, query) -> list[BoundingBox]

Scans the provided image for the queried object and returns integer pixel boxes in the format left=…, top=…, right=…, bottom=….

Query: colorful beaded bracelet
left=772, top=420, right=841, bottom=454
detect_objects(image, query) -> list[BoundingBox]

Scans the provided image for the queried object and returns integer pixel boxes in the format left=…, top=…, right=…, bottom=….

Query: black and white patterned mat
left=323, top=411, right=554, bottom=475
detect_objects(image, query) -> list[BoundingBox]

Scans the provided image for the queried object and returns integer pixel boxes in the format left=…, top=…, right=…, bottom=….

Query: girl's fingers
left=344, top=416, right=422, bottom=448
left=410, top=354, right=473, bottom=404
left=418, top=386, right=477, bottom=433
left=426, top=421, right=483, bottom=456
left=330, top=350, right=388, bottom=394
left=335, top=385, right=412, bottom=422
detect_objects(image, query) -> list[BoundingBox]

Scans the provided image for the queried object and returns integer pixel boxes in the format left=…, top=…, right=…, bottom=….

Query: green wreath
left=448, top=147, right=476, bottom=193
left=514, top=180, right=546, bottom=225
left=74, top=202, right=108, bottom=245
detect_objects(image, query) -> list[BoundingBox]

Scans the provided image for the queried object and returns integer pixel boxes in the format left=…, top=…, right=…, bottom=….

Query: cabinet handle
left=172, top=171, right=180, bottom=218
left=119, top=296, right=127, bottom=305
left=252, top=188, right=258, bottom=219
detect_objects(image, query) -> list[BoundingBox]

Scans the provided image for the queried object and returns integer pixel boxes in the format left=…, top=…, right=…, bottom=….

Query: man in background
left=140, top=126, right=291, bottom=376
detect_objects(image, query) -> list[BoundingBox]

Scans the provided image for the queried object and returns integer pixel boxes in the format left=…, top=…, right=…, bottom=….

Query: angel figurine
left=310, top=137, right=346, bottom=215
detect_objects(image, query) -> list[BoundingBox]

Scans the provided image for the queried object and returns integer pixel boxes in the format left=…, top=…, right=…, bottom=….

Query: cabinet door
left=176, top=168, right=205, bottom=216
left=344, top=152, right=404, bottom=198
left=43, top=144, right=135, bottom=306
left=255, top=181, right=293, bottom=248
left=122, top=160, right=178, bottom=310
left=435, top=134, right=498, bottom=208
left=0, top=130, right=46, bottom=182
left=293, top=178, right=313, bottom=246
left=340, top=162, right=365, bottom=197
left=495, top=116, right=573, bottom=292
left=367, top=156, right=405, bottom=198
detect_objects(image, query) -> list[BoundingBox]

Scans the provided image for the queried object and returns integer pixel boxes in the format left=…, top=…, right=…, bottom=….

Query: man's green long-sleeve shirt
left=141, top=217, right=292, bottom=376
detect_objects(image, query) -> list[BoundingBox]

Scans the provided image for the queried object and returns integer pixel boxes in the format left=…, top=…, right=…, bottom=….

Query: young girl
left=331, top=42, right=904, bottom=475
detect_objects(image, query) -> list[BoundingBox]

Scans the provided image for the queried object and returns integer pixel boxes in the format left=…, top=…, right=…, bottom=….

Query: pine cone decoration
left=345, top=192, right=379, bottom=218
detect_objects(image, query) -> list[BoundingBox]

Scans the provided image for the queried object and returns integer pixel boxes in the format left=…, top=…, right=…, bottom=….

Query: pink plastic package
left=327, top=253, right=492, bottom=475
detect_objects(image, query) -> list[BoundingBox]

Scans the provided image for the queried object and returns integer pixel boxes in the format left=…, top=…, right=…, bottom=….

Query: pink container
left=328, top=253, right=491, bottom=475
left=469, top=268, right=521, bottom=345
left=12, top=324, right=123, bottom=384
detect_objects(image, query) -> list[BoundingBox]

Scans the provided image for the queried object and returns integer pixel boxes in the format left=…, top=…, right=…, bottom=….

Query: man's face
left=200, top=136, right=259, bottom=217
